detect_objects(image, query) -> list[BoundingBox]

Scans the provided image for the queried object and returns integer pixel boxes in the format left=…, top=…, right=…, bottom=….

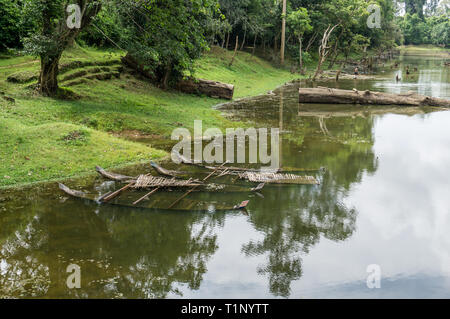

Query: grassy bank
left=0, top=45, right=302, bottom=188
left=399, top=45, right=450, bottom=57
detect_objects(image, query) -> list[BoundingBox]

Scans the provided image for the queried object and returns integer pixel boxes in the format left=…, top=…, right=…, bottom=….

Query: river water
left=1, top=52, right=449, bottom=298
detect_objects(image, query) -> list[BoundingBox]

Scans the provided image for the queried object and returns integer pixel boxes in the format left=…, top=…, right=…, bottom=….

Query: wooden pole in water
left=102, top=182, right=134, bottom=202
left=133, top=187, right=161, bottom=205
left=168, top=161, right=228, bottom=209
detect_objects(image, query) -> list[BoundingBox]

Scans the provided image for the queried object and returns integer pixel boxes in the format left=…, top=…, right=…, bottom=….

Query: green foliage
left=0, top=0, right=21, bottom=50
left=400, top=12, right=449, bottom=46
left=22, top=0, right=102, bottom=57
left=78, top=2, right=123, bottom=48
left=115, top=0, right=221, bottom=87
left=428, top=15, right=450, bottom=46
left=401, top=13, right=428, bottom=45
left=287, top=8, right=312, bottom=39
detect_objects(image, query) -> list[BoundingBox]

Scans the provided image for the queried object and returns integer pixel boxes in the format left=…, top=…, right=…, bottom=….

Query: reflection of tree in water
left=1, top=85, right=381, bottom=298
left=242, top=113, right=377, bottom=297
left=0, top=195, right=223, bottom=298
left=99, top=208, right=221, bottom=298
left=0, top=213, right=50, bottom=298
left=243, top=173, right=358, bottom=297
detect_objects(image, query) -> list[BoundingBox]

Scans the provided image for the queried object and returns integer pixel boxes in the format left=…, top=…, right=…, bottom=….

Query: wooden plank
left=132, top=187, right=161, bottom=205
left=168, top=161, right=228, bottom=209
left=101, top=182, right=134, bottom=202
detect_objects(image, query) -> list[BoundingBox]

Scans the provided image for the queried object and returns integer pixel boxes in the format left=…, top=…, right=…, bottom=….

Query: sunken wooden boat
left=299, top=87, right=450, bottom=107
left=59, top=183, right=249, bottom=213
left=150, top=161, right=182, bottom=178
left=172, top=151, right=320, bottom=185
left=97, top=166, right=255, bottom=193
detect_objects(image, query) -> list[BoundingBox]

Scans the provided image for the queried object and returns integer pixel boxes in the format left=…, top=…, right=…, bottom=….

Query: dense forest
left=0, top=0, right=448, bottom=96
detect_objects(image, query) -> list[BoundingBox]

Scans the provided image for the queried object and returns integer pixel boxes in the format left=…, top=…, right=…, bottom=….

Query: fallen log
left=299, top=88, right=450, bottom=107
left=177, top=77, right=234, bottom=100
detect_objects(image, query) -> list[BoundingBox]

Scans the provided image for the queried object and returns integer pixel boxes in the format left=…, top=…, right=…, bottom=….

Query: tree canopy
left=1, top=0, right=448, bottom=96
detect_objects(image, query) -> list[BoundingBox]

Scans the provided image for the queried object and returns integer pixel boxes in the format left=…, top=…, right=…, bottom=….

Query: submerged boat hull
left=59, top=183, right=249, bottom=213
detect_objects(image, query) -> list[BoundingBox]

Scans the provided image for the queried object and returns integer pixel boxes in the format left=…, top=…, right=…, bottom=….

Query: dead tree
left=312, top=24, right=340, bottom=82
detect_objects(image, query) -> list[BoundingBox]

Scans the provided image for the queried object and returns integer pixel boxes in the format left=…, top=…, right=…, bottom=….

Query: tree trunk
left=305, top=31, right=318, bottom=54
left=39, top=54, right=61, bottom=96
left=299, top=87, right=450, bottom=107
left=274, top=34, right=278, bottom=53
left=336, top=51, right=350, bottom=81
left=252, top=34, right=257, bottom=56
left=240, top=30, right=246, bottom=51
left=229, top=36, right=239, bottom=67
left=225, top=32, right=230, bottom=49
left=299, top=36, right=304, bottom=74
left=162, top=65, right=172, bottom=89
left=313, top=25, right=339, bottom=82
left=221, top=34, right=226, bottom=48
left=280, top=0, right=287, bottom=64
left=328, top=49, right=340, bottom=70
left=328, top=31, right=343, bottom=70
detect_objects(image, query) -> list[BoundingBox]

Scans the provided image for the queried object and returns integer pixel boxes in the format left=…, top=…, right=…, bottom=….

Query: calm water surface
left=1, top=52, right=449, bottom=298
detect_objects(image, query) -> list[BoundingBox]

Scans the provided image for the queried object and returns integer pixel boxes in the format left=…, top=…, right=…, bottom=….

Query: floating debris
left=132, top=175, right=201, bottom=189
left=238, top=172, right=319, bottom=185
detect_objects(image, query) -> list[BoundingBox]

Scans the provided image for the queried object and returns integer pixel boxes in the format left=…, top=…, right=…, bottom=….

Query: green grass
left=0, top=45, right=305, bottom=188
left=0, top=117, right=166, bottom=188
left=194, top=46, right=301, bottom=98
left=399, top=45, right=450, bottom=57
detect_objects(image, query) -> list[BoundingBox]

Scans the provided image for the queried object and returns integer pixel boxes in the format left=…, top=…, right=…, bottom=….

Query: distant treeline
left=0, top=0, right=448, bottom=95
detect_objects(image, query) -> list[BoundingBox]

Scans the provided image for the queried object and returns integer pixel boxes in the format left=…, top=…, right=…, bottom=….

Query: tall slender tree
left=280, top=0, right=287, bottom=64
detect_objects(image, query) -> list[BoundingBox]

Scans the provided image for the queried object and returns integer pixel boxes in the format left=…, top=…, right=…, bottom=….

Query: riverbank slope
left=0, top=46, right=302, bottom=188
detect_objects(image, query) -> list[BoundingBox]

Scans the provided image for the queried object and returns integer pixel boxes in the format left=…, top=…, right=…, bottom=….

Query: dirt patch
left=114, top=130, right=164, bottom=140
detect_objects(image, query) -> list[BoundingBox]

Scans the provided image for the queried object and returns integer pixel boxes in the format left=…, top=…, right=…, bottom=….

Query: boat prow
left=59, top=183, right=90, bottom=199
left=96, top=166, right=134, bottom=182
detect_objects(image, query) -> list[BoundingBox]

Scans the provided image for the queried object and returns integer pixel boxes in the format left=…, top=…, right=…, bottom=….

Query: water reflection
left=1, top=53, right=449, bottom=298
left=0, top=195, right=224, bottom=298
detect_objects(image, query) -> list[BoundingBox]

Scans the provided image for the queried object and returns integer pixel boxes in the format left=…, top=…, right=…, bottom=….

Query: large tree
left=23, top=0, right=102, bottom=96
left=117, top=0, right=219, bottom=88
